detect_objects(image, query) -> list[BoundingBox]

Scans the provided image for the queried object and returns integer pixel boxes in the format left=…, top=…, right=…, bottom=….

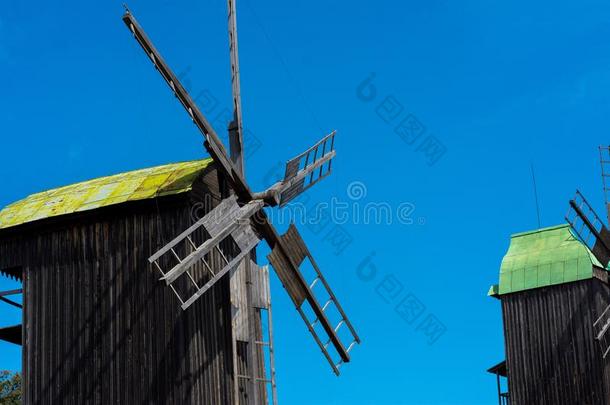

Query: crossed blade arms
left=122, top=9, right=358, bottom=373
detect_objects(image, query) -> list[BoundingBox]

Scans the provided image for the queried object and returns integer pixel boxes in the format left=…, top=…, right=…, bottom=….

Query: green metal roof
left=494, top=224, right=603, bottom=295
left=0, top=158, right=213, bottom=230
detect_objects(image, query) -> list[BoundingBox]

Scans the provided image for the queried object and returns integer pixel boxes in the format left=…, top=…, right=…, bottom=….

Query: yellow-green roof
left=494, top=224, right=603, bottom=295
left=0, top=158, right=213, bottom=230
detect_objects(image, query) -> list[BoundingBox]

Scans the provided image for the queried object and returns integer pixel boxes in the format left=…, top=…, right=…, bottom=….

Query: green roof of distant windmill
left=489, top=224, right=605, bottom=296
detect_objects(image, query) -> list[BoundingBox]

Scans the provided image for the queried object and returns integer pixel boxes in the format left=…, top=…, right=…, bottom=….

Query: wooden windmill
left=122, top=2, right=360, bottom=403
left=487, top=146, right=610, bottom=404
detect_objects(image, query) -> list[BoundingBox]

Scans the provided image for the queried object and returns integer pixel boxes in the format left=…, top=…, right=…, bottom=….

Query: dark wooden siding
left=0, top=166, right=243, bottom=404
left=502, top=278, right=610, bottom=405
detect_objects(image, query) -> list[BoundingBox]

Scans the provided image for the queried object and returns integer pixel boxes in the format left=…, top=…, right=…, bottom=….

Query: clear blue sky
left=2, top=0, right=610, bottom=404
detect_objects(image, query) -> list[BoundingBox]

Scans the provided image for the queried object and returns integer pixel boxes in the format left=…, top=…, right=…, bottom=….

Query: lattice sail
left=278, top=131, right=336, bottom=206
left=267, top=224, right=359, bottom=375
left=565, top=190, right=610, bottom=268
left=148, top=196, right=262, bottom=310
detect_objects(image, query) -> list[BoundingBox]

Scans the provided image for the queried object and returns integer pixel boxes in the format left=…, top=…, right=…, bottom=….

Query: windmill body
left=0, top=3, right=359, bottom=405
left=487, top=148, right=610, bottom=404
left=488, top=224, right=610, bottom=404
left=0, top=160, right=240, bottom=403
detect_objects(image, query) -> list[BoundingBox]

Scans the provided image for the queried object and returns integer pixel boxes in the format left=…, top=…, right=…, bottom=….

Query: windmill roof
left=489, top=224, right=605, bottom=296
left=0, top=158, right=213, bottom=231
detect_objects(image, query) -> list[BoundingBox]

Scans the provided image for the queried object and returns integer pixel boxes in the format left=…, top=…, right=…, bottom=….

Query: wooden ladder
left=235, top=265, right=278, bottom=405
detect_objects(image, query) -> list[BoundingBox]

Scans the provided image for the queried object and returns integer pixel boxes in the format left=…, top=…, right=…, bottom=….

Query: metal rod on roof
left=530, top=163, right=541, bottom=229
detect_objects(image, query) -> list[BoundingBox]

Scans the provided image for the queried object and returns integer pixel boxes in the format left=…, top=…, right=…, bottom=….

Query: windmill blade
left=565, top=190, right=610, bottom=267
left=148, top=196, right=262, bottom=310
left=121, top=10, right=339, bottom=212
left=255, top=131, right=337, bottom=206
left=0, top=289, right=22, bottom=309
left=180, top=232, right=259, bottom=310
left=266, top=224, right=360, bottom=375
left=122, top=9, right=251, bottom=198
left=227, top=0, right=245, bottom=174
left=279, top=131, right=336, bottom=206
left=156, top=198, right=263, bottom=285
left=122, top=7, right=358, bottom=375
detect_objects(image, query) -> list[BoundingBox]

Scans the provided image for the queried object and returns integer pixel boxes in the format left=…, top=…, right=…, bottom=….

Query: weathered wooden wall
left=0, top=166, right=244, bottom=404
left=502, top=278, right=610, bottom=405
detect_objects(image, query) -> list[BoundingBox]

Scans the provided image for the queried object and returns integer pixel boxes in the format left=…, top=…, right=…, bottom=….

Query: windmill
left=565, top=146, right=610, bottom=359
left=121, top=2, right=360, bottom=403
left=482, top=147, right=610, bottom=404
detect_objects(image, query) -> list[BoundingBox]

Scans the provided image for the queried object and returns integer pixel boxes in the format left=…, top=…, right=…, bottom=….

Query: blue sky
left=2, top=0, right=610, bottom=403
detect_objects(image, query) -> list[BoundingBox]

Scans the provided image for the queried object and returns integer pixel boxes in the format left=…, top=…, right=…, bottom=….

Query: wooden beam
left=0, top=289, right=22, bottom=297
left=0, top=296, right=22, bottom=309
left=122, top=10, right=250, bottom=197
left=227, top=0, right=245, bottom=175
